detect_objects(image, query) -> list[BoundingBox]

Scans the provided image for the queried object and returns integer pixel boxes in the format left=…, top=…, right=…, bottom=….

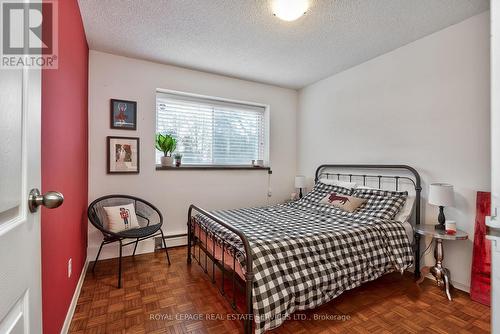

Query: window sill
left=155, top=165, right=272, bottom=173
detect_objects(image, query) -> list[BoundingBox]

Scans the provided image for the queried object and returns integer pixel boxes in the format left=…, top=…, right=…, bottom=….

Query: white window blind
left=156, top=92, right=267, bottom=166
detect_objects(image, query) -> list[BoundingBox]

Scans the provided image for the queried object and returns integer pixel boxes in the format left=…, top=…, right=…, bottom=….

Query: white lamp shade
left=295, top=175, right=306, bottom=188
left=428, top=183, right=455, bottom=207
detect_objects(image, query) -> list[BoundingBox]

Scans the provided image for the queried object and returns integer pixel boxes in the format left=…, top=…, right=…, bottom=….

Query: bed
left=187, top=164, right=422, bottom=334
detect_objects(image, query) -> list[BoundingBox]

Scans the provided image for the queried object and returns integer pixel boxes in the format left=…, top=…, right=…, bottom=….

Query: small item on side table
left=428, top=183, right=455, bottom=230
left=445, top=220, right=457, bottom=235
left=415, top=224, right=468, bottom=301
left=291, top=192, right=297, bottom=201
left=295, top=175, right=306, bottom=199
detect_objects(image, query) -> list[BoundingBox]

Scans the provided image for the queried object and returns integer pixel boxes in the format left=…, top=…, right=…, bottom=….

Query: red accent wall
left=41, top=0, right=88, bottom=333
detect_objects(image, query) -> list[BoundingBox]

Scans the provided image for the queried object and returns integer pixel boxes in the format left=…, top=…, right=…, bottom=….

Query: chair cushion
left=115, top=224, right=162, bottom=238
left=103, top=203, right=140, bottom=233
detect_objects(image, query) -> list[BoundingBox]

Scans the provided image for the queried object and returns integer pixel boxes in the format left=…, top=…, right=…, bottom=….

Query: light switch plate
left=68, top=258, right=72, bottom=278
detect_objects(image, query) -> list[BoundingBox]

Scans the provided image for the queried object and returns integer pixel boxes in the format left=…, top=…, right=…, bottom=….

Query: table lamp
left=428, top=183, right=455, bottom=230
left=295, top=176, right=306, bottom=198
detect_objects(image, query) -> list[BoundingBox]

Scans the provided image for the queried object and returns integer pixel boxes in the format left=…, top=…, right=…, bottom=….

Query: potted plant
left=174, top=153, right=183, bottom=167
left=155, top=133, right=177, bottom=167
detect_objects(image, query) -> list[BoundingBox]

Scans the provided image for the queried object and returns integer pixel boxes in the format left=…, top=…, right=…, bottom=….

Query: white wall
left=88, top=51, right=298, bottom=259
left=297, top=12, right=490, bottom=290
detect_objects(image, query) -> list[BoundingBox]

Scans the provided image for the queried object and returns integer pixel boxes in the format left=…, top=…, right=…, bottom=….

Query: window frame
left=155, top=88, right=270, bottom=168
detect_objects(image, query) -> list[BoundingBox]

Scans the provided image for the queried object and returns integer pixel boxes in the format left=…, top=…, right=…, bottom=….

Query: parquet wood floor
left=69, top=247, right=490, bottom=334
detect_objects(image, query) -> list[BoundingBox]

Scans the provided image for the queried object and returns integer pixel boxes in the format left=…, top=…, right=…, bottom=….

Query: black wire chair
left=87, top=195, right=171, bottom=288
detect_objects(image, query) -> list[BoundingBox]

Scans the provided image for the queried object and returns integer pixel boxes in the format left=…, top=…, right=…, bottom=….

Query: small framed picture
left=107, top=136, right=140, bottom=174
left=110, top=99, right=137, bottom=130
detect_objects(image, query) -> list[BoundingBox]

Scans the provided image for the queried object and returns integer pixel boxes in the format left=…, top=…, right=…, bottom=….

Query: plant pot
left=175, top=159, right=182, bottom=167
left=161, top=156, right=173, bottom=167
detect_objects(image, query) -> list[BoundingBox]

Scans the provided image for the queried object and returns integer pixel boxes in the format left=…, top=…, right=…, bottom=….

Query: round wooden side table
left=415, top=224, right=468, bottom=300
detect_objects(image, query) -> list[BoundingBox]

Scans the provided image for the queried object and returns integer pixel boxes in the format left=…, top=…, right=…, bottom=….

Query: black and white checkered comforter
left=193, top=194, right=413, bottom=333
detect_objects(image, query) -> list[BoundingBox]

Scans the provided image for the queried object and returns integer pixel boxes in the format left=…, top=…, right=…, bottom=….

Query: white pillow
left=356, top=185, right=377, bottom=190
left=394, top=196, right=415, bottom=223
left=103, top=203, right=140, bottom=233
left=319, top=178, right=357, bottom=189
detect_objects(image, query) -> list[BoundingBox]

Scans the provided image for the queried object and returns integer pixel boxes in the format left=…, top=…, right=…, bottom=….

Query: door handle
left=28, top=188, right=64, bottom=213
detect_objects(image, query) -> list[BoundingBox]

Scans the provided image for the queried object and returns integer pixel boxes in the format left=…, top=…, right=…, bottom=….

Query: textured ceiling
left=78, top=0, right=489, bottom=89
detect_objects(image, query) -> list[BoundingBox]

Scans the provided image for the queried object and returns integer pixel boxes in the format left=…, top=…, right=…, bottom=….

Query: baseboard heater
left=154, top=233, right=187, bottom=250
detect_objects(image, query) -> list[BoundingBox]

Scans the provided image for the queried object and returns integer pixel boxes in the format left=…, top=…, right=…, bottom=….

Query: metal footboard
left=187, top=204, right=254, bottom=334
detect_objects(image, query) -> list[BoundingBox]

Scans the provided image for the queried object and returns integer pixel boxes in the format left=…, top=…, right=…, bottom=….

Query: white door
left=0, top=66, right=41, bottom=332
left=0, top=65, right=62, bottom=332
left=490, top=1, right=500, bottom=333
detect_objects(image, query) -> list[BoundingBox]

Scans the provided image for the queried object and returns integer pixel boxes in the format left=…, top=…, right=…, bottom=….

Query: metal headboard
left=314, top=164, right=422, bottom=278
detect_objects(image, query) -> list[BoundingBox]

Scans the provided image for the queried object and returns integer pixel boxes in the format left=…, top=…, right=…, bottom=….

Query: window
left=156, top=91, right=268, bottom=166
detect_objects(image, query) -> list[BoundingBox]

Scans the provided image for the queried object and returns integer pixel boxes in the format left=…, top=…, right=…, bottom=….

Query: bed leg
left=245, top=272, right=254, bottom=334
left=187, top=218, right=192, bottom=264
left=221, top=241, right=225, bottom=295
left=414, top=233, right=421, bottom=279
left=204, top=229, right=208, bottom=273
left=231, top=257, right=237, bottom=309
left=212, top=237, right=216, bottom=283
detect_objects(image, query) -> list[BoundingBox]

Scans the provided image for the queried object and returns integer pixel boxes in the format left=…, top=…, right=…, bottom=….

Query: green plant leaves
left=155, top=133, right=177, bottom=156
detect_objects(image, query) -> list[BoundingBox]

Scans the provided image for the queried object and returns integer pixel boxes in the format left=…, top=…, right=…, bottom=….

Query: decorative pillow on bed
left=353, top=188, right=408, bottom=198
left=319, top=178, right=357, bottom=189
left=300, top=182, right=353, bottom=205
left=319, top=193, right=367, bottom=212
left=351, top=188, right=408, bottom=220
left=103, top=203, right=140, bottom=233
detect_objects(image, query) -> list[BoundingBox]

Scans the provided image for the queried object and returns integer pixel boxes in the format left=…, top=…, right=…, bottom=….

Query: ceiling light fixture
left=272, top=0, right=309, bottom=22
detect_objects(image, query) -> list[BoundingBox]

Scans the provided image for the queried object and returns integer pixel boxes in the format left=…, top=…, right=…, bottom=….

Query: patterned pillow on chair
left=103, top=203, right=140, bottom=233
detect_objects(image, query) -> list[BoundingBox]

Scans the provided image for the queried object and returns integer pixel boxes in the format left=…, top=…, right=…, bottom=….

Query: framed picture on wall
left=107, top=136, right=140, bottom=174
left=110, top=99, right=137, bottom=130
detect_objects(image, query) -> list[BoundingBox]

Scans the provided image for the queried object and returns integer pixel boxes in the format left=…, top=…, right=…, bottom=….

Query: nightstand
left=415, top=224, right=468, bottom=300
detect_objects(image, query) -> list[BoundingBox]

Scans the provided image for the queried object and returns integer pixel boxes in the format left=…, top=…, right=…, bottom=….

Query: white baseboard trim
left=164, top=235, right=187, bottom=248
left=60, top=259, right=89, bottom=334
